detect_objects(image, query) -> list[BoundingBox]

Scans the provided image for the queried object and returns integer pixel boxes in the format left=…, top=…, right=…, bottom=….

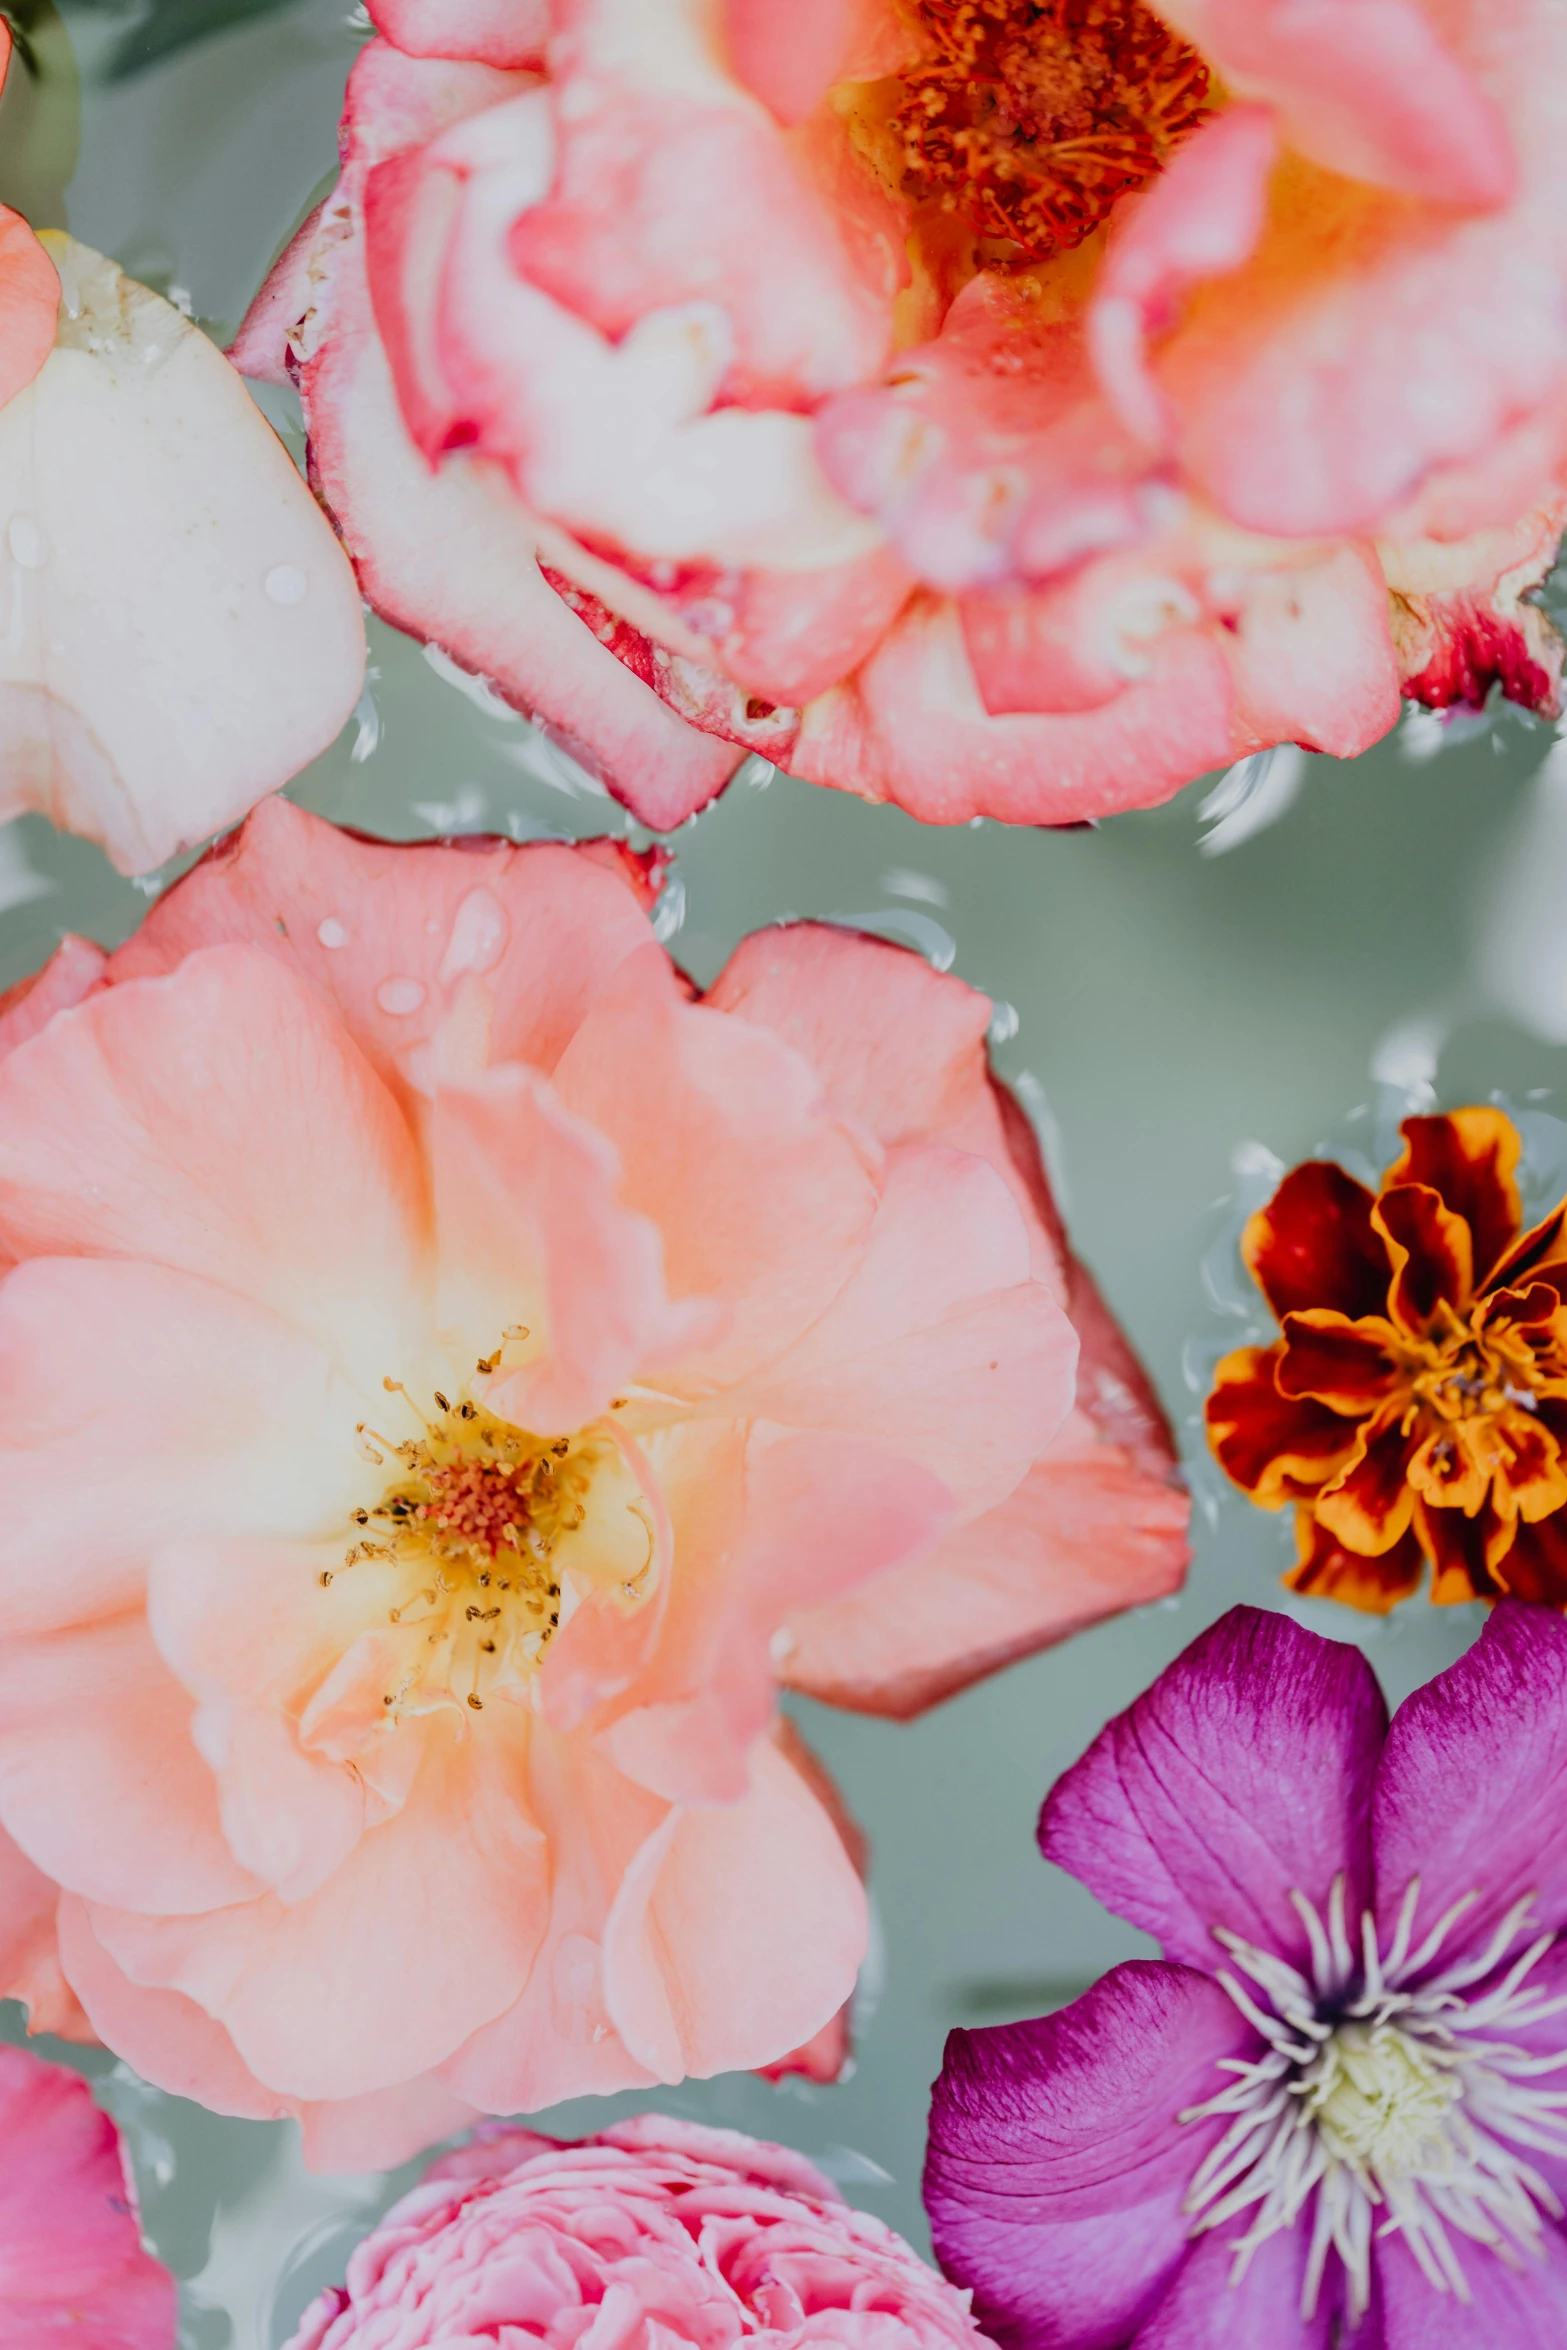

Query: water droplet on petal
left=438, top=888, right=510, bottom=984
left=7, top=516, right=45, bottom=570
left=377, top=976, right=426, bottom=1016
left=317, top=917, right=350, bottom=950
left=265, top=563, right=308, bottom=606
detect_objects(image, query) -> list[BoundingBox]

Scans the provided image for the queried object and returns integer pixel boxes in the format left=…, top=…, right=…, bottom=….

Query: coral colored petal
left=0, top=945, right=430, bottom=1392
left=297, top=2076, right=482, bottom=2174
left=442, top=1722, right=666, bottom=2114
left=369, top=0, right=548, bottom=66
left=1375, top=1182, right=1475, bottom=1328
left=551, top=948, right=878, bottom=1387
left=1385, top=1108, right=1523, bottom=1287
left=1276, top=1311, right=1403, bottom=1412
left=718, top=1146, right=1072, bottom=1519
left=782, top=1415, right=1187, bottom=1719
left=1205, top=1344, right=1361, bottom=1504
left=0, top=208, right=58, bottom=410
left=110, top=799, right=662, bottom=1112
left=1242, top=1159, right=1390, bottom=1324
left=0, top=2046, right=177, bottom=2345
left=926, top=1962, right=1249, bottom=2350
left=0, top=933, right=105, bottom=1068
left=1154, top=0, right=1514, bottom=207
left=1131, top=2223, right=1349, bottom=2346
left=90, top=1718, right=547, bottom=2102
left=1041, top=1606, right=1386, bottom=1975
left=1285, top=1512, right=1426, bottom=1612
left=597, top=1429, right=953, bottom=1803
left=0, top=238, right=364, bottom=877
left=0, top=1258, right=369, bottom=1637
left=0, top=1825, right=83, bottom=2039
left=0, top=1616, right=261, bottom=1916
left=1373, top=1600, right=1567, bottom=1949
left=433, top=1066, right=688, bottom=1435
left=603, top=1738, right=866, bottom=2083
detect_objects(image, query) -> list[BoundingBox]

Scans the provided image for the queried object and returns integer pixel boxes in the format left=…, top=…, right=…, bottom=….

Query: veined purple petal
left=1040, top=1608, right=1386, bottom=1974
left=1130, top=2225, right=1375, bottom=2347
left=925, top=1960, right=1249, bottom=2350
left=1374, top=2223, right=1567, bottom=2345
left=1373, top=1602, right=1567, bottom=1949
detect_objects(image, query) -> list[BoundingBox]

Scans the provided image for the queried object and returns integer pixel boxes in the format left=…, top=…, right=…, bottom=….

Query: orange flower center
left=1398, top=1305, right=1546, bottom=1493
left=890, top=0, right=1212, bottom=263
left=325, top=1367, right=654, bottom=1719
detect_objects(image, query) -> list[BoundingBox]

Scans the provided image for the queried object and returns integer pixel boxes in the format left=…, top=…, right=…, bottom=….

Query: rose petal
left=0, top=208, right=58, bottom=410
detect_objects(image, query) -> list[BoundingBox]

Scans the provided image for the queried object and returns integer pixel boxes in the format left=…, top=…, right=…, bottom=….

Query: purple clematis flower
left=924, top=1603, right=1567, bottom=2347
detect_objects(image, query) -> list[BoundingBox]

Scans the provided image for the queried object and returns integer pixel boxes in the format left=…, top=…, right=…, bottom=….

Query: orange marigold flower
left=1205, top=1107, right=1567, bottom=1613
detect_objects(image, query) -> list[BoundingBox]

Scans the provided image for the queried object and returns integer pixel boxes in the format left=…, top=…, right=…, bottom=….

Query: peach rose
left=0, top=795, right=1183, bottom=2169
left=235, top=0, right=1566, bottom=832
left=291, top=2114, right=988, bottom=2350
left=0, top=2044, right=175, bottom=2346
left=0, top=16, right=365, bottom=877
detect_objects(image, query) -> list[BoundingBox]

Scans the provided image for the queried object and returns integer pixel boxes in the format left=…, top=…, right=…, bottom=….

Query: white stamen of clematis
left=1180, top=1875, right=1567, bottom=2319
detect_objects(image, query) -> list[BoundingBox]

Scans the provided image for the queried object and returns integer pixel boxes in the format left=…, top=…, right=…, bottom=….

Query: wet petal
left=1374, top=1183, right=1474, bottom=1329
left=1242, top=1159, right=1391, bottom=1324
left=1041, top=1606, right=1386, bottom=1973
left=1206, top=1344, right=1362, bottom=1504
left=1386, top=1109, right=1522, bottom=1287
left=926, top=1962, right=1250, bottom=2350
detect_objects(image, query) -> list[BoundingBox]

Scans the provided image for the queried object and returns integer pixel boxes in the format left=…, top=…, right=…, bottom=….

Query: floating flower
left=927, top=1602, right=1567, bottom=2344
left=0, top=201, right=365, bottom=874
left=0, top=795, right=1184, bottom=2167
left=290, top=2113, right=990, bottom=2350
left=0, top=2043, right=175, bottom=2345
left=235, top=0, right=1562, bottom=832
left=1206, top=1107, right=1567, bottom=1612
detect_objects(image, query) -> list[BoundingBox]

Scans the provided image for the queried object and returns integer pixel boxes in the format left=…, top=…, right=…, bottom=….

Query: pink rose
left=0, top=2044, right=175, bottom=2347
left=236, top=0, right=1565, bottom=832
left=289, top=2114, right=989, bottom=2350
left=0, top=795, right=1183, bottom=2168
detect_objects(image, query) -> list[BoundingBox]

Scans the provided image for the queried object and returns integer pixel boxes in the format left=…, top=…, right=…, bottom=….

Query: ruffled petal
left=0, top=944, right=431, bottom=1394
left=602, top=1736, right=866, bottom=2083
left=1385, top=1109, right=1522, bottom=1288
left=1312, top=1411, right=1419, bottom=1555
left=1041, top=1607, right=1386, bottom=1974
left=88, top=1714, right=547, bottom=2101
left=368, top=0, right=548, bottom=66
left=1242, top=1160, right=1390, bottom=1325
left=1493, top=1508, right=1567, bottom=1604
left=1276, top=1312, right=1403, bottom=1413
left=1285, top=1512, right=1426, bottom=1614
left=1374, top=1183, right=1475, bottom=1330
left=1372, top=1599, right=1567, bottom=1947
left=1414, top=1490, right=1509, bottom=1601
left=925, top=1961, right=1250, bottom=2350
left=1206, top=1345, right=1361, bottom=1505
left=781, top=1412, right=1187, bottom=1719
left=0, top=237, right=364, bottom=877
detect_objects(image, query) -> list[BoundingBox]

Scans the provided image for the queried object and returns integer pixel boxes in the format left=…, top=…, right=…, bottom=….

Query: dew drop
left=7, top=516, right=45, bottom=571
left=264, top=563, right=308, bottom=606
left=317, top=916, right=350, bottom=950
left=376, top=975, right=427, bottom=1016
left=438, top=887, right=510, bottom=984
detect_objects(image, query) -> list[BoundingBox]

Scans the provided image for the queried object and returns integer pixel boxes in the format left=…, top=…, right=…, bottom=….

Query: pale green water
left=2, top=7, right=1564, bottom=2340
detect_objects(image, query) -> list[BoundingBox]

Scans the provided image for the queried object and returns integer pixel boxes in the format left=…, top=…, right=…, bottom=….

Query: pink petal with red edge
left=369, top=0, right=549, bottom=67
left=227, top=200, right=327, bottom=386
left=0, top=944, right=431, bottom=1394
left=1154, top=0, right=1513, bottom=207
left=550, top=947, right=879, bottom=1388
left=0, top=1616, right=261, bottom=1916
left=1090, top=106, right=1281, bottom=451
left=0, top=209, right=59, bottom=410
left=602, top=1737, right=867, bottom=2084
left=1373, top=1601, right=1567, bottom=1949
left=783, top=1411, right=1187, bottom=1720
left=926, top=1962, right=1250, bottom=2350
left=1041, top=1606, right=1386, bottom=1975
left=285, top=155, right=743, bottom=831
left=0, top=1258, right=367, bottom=1639
left=87, top=1717, right=547, bottom=2102
left=433, top=1065, right=700, bottom=1437
left=598, top=1429, right=953, bottom=1804
left=792, top=593, right=1235, bottom=826
left=109, top=801, right=661, bottom=1111
left=0, top=2045, right=176, bottom=2347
